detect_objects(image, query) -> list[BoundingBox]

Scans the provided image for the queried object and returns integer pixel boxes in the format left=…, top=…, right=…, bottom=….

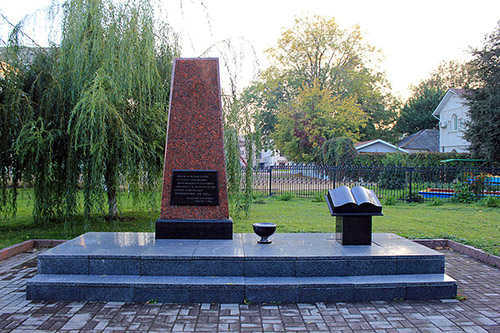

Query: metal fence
left=243, top=165, right=500, bottom=202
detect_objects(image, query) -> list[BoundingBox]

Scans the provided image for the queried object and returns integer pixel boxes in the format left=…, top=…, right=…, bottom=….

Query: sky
left=2, top=0, right=500, bottom=99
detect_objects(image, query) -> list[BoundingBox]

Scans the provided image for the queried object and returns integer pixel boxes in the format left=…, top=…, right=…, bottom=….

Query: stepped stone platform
left=26, top=232, right=456, bottom=303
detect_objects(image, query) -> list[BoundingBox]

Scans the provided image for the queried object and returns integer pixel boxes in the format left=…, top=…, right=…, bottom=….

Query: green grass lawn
left=1, top=192, right=499, bottom=256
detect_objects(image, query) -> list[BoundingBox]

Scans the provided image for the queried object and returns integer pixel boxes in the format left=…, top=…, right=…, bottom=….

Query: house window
left=451, top=114, right=458, bottom=131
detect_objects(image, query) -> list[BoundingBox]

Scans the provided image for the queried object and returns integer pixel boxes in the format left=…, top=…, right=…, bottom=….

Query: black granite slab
left=155, top=219, right=233, bottom=239
left=27, top=232, right=457, bottom=303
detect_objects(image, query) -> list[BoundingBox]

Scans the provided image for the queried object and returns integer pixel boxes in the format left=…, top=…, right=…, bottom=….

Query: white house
left=239, top=136, right=288, bottom=167
left=432, top=88, right=471, bottom=153
left=354, top=139, right=408, bottom=153
left=258, top=150, right=288, bottom=167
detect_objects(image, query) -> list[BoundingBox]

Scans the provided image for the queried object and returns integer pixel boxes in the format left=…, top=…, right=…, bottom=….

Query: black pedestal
left=336, top=216, right=372, bottom=245
left=155, top=219, right=233, bottom=239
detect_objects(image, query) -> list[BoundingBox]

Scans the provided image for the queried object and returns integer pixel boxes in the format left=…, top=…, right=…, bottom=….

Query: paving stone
left=0, top=248, right=498, bottom=331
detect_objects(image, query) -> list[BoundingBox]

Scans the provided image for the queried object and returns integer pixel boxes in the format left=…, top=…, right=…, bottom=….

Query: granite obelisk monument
left=155, top=58, right=232, bottom=239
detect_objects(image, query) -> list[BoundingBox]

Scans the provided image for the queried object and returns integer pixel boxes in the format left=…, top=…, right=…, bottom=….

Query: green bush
left=468, top=173, right=489, bottom=196
left=311, top=193, right=326, bottom=202
left=322, top=137, right=357, bottom=166
left=354, top=153, right=385, bottom=166
left=427, top=198, right=445, bottom=206
left=335, top=137, right=357, bottom=166
left=277, top=192, right=295, bottom=201
left=378, top=153, right=409, bottom=190
left=353, top=152, right=485, bottom=167
left=399, top=191, right=424, bottom=203
left=452, top=181, right=477, bottom=203
left=382, top=195, right=398, bottom=205
left=253, top=192, right=266, bottom=200
left=478, top=196, right=500, bottom=207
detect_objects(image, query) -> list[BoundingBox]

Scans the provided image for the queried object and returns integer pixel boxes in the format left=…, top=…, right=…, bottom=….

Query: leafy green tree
left=0, top=43, right=33, bottom=218
left=428, top=60, right=473, bottom=91
left=273, top=83, right=365, bottom=162
left=245, top=15, right=390, bottom=160
left=321, top=137, right=357, bottom=166
left=334, top=137, right=357, bottom=166
left=465, top=23, right=500, bottom=162
left=378, top=153, right=410, bottom=190
left=396, top=60, right=472, bottom=136
left=395, top=83, right=444, bottom=135
left=240, top=70, right=291, bottom=149
left=0, top=0, right=178, bottom=227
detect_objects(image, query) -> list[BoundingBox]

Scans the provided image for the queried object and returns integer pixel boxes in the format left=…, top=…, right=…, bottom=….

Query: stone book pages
left=326, top=186, right=382, bottom=216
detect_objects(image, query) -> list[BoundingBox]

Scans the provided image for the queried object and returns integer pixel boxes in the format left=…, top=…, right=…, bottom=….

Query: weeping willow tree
left=222, top=93, right=258, bottom=217
left=0, top=31, right=35, bottom=219
left=1, top=0, right=178, bottom=229
left=200, top=38, right=260, bottom=217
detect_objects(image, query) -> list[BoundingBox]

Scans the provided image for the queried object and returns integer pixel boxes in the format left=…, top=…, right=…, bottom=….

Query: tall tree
left=396, top=60, right=472, bottom=136
left=273, top=83, right=365, bottom=162
left=242, top=15, right=393, bottom=159
left=1, top=0, right=178, bottom=227
left=395, top=83, right=444, bottom=135
left=465, top=22, right=500, bottom=162
left=428, top=60, right=473, bottom=91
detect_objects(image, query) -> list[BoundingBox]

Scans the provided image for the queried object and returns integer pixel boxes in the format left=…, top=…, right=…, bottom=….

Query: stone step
left=38, top=255, right=445, bottom=277
left=27, top=273, right=457, bottom=303
left=36, top=232, right=446, bottom=277
left=27, top=232, right=458, bottom=303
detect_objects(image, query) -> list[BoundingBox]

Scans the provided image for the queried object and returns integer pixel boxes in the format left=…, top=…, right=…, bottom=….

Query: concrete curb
left=0, top=239, right=67, bottom=261
left=414, top=239, right=500, bottom=268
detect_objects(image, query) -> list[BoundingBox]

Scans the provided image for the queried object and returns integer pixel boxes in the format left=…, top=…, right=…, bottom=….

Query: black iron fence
left=243, top=165, right=500, bottom=202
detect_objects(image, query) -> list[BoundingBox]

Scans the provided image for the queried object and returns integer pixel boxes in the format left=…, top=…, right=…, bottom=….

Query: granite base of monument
left=336, top=216, right=372, bottom=245
left=155, top=219, right=233, bottom=239
left=27, top=232, right=457, bottom=303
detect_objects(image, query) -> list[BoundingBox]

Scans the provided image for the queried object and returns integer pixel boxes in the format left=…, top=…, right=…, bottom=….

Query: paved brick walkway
left=0, top=247, right=499, bottom=332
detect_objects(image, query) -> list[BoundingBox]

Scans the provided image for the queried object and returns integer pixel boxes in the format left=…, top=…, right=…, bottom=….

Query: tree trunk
left=107, top=185, right=118, bottom=220
left=105, top=165, right=118, bottom=220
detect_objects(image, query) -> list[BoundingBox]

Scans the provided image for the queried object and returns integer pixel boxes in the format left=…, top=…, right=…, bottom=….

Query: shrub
left=321, top=137, right=357, bottom=166
left=378, top=153, right=409, bottom=190
left=427, top=198, right=445, bottom=206
left=253, top=192, right=266, bottom=200
left=478, top=196, right=500, bottom=207
left=399, top=191, right=424, bottom=203
left=468, top=173, right=489, bottom=196
left=353, top=152, right=488, bottom=167
left=334, top=137, right=357, bottom=166
left=382, top=195, right=398, bottom=205
left=452, top=181, right=477, bottom=203
left=312, top=193, right=326, bottom=202
left=277, top=192, right=295, bottom=201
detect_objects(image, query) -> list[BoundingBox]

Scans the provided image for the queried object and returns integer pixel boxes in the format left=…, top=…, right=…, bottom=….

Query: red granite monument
left=155, top=58, right=232, bottom=239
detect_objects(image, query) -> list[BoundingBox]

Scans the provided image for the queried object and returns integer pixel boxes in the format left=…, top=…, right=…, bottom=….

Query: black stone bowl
left=252, top=223, right=277, bottom=244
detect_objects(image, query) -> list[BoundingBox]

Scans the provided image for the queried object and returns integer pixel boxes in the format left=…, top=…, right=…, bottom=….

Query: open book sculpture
left=326, top=186, right=383, bottom=245
left=326, top=186, right=383, bottom=216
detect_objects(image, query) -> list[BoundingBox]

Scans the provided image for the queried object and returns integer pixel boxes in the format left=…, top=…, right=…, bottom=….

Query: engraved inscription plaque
left=170, top=170, right=219, bottom=206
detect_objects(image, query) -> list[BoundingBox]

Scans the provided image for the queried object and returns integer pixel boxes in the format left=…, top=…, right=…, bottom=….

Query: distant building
left=258, top=150, right=288, bottom=167
left=432, top=88, right=470, bottom=153
left=397, top=129, right=439, bottom=153
left=354, top=139, right=408, bottom=153
left=238, top=137, right=287, bottom=167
